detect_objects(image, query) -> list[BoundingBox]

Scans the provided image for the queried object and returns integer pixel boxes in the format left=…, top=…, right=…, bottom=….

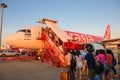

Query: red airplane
left=4, top=18, right=120, bottom=66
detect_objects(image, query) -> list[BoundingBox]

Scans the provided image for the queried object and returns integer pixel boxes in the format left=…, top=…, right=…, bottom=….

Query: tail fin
left=104, top=24, right=111, bottom=39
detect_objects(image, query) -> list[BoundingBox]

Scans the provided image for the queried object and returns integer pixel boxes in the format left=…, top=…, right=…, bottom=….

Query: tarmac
left=0, top=59, right=120, bottom=80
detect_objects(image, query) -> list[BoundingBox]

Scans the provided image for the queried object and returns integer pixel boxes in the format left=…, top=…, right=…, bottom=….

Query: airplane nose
left=5, top=35, right=12, bottom=44
left=5, top=34, right=15, bottom=45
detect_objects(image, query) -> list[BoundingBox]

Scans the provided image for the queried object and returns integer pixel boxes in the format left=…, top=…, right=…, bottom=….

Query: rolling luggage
left=61, top=71, right=69, bottom=80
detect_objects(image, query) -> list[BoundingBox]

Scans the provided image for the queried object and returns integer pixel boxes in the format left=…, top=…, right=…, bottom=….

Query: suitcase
left=61, top=71, right=69, bottom=80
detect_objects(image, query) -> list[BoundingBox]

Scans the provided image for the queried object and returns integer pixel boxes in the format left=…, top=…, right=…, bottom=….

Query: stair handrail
left=42, top=32, right=65, bottom=66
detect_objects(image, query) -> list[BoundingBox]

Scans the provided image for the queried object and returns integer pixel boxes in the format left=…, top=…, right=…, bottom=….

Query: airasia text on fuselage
left=65, top=31, right=104, bottom=43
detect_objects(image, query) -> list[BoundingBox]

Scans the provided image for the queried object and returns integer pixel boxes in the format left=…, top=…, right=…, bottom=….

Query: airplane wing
left=101, top=38, right=120, bottom=43
left=77, top=38, right=120, bottom=45
left=72, top=38, right=120, bottom=50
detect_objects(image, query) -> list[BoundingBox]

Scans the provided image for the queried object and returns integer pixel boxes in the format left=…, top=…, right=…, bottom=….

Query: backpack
left=112, top=57, right=117, bottom=66
left=70, top=54, right=76, bottom=69
left=94, top=60, right=104, bottom=74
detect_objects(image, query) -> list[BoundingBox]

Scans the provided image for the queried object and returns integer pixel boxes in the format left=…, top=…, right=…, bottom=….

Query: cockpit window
left=27, top=29, right=31, bottom=33
left=16, top=29, right=26, bottom=33
left=16, top=29, right=31, bottom=33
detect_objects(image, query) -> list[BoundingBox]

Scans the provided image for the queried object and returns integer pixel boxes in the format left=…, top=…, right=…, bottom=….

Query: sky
left=0, top=0, right=120, bottom=45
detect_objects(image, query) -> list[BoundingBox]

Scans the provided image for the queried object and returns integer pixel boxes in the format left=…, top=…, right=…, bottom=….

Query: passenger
left=65, top=49, right=75, bottom=80
left=70, top=50, right=76, bottom=80
left=106, top=49, right=113, bottom=79
left=58, top=44, right=64, bottom=54
left=51, top=32, right=55, bottom=41
left=81, top=50, right=87, bottom=59
left=96, top=49, right=106, bottom=80
left=75, top=50, right=83, bottom=79
left=81, top=50, right=88, bottom=76
left=48, top=28, right=53, bottom=38
left=109, top=49, right=117, bottom=76
left=59, top=38, right=63, bottom=45
left=44, top=26, right=49, bottom=34
left=82, top=44, right=96, bottom=80
left=58, top=38, right=64, bottom=54
left=54, top=34, right=59, bottom=45
left=95, top=50, right=99, bottom=56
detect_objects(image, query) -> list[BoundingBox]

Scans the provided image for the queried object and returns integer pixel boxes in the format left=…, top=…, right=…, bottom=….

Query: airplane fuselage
left=5, top=26, right=106, bottom=49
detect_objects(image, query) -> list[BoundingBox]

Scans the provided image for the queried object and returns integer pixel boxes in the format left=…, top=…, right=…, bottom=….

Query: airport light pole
left=0, top=3, right=7, bottom=50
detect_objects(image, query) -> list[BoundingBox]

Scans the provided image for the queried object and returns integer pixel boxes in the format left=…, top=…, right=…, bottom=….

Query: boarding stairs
left=39, top=18, right=73, bottom=66
left=42, top=32, right=65, bottom=66
left=39, top=18, right=71, bottom=42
